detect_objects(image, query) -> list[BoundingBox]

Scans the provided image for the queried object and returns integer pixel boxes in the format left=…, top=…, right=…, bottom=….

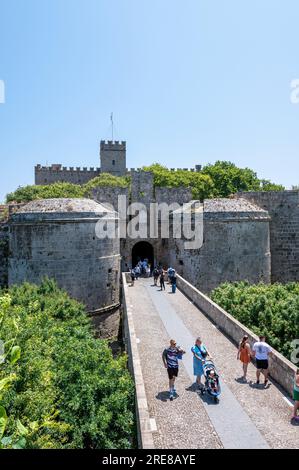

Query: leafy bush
left=6, top=182, right=85, bottom=204
left=6, top=161, right=284, bottom=203
left=6, top=175, right=130, bottom=204
left=142, top=163, right=214, bottom=200
left=211, top=281, right=299, bottom=359
left=201, top=161, right=285, bottom=197
left=0, top=280, right=135, bottom=449
left=201, top=161, right=261, bottom=197
left=84, top=173, right=130, bottom=196
left=143, top=162, right=284, bottom=200
left=259, top=179, right=285, bottom=191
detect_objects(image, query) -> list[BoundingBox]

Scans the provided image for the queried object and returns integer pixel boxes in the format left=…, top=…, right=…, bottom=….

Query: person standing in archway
left=153, top=267, right=159, bottom=286
left=130, top=268, right=136, bottom=286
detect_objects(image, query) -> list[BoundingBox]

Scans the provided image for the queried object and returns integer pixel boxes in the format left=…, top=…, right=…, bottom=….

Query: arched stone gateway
left=132, top=241, right=154, bottom=269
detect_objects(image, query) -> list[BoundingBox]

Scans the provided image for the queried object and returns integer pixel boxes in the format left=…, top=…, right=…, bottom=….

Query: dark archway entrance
left=132, top=241, right=154, bottom=269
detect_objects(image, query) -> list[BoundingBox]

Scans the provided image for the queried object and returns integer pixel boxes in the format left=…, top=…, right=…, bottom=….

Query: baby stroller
left=200, top=359, right=221, bottom=403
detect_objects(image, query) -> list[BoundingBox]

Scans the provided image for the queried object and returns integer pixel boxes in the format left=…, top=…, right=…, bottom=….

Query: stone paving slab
left=145, top=283, right=269, bottom=449
left=126, top=280, right=222, bottom=449
left=127, top=278, right=299, bottom=449
left=165, top=280, right=299, bottom=449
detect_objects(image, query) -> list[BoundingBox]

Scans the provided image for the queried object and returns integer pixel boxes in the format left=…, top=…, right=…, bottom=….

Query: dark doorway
left=132, top=241, right=154, bottom=269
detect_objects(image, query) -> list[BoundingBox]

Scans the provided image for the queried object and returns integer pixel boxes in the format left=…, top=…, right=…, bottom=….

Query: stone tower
left=8, top=198, right=120, bottom=312
left=100, top=140, right=127, bottom=176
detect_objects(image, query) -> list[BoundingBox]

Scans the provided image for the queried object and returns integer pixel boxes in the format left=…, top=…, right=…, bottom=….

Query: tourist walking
left=153, top=267, right=159, bottom=286
left=130, top=269, right=136, bottom=286
left=292, top=368, right=299, bottom=422
left=134, top=265, right=141, bottom=279
left=167, top=267, right=175, bottom=284
left=191, top=337, right=211, bottom=387
left=162, top=339, right=185, bottom=401
left=160, top=270, right=165, bottom=291
left=170, top=272, right=177, bottom=293
left=237, top=335, right=251, bottom=381
left=252, top=335, right=272, bottom=387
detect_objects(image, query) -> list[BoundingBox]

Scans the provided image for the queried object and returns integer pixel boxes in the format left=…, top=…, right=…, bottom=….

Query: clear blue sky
left=1, top=0, right=299, bottom=202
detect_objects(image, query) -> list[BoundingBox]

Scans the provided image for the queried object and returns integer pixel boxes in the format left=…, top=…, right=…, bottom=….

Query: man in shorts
left=162, top=339, right=185, bottom=400
left=252, top=335, right=272, bottom=387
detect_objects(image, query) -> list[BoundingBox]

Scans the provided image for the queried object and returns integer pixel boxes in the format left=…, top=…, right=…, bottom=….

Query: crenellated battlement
left=35, top=138, right=201, bottom=185
left=35, top=164, right=101, bottom=173
left=126, top=165, right=202, bottom=174
left=100, top=140, right=126, bottom=151
left=35, top=164, right=101, bottom=185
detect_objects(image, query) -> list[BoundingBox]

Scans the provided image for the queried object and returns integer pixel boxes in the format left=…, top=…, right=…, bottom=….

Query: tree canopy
left=211, top=281, right=299, bottom=360
left=0, top=280, right=135, bottom=449
left=6, top=161, right=284, bottom=203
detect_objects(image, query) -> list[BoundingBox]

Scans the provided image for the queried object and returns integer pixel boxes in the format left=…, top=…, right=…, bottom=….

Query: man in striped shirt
left=162, top=339, right=185, bottom=401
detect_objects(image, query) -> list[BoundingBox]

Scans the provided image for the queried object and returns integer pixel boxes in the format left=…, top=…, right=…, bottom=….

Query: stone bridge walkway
left=126, top=277, right=298, bottom=449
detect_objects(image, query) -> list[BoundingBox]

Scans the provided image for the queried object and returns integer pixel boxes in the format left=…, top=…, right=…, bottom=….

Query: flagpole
left=111, top=112, right=114, bottom=141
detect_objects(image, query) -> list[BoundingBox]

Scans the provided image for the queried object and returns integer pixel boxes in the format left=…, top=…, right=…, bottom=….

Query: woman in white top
left=252, top=335, right=272, bottom=387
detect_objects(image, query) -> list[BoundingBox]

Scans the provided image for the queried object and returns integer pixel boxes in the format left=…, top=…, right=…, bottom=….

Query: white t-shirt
left=253, top=341, right=272, bottom=360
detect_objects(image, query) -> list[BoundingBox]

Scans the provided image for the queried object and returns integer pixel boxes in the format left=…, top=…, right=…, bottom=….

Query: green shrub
left=84, top=173, right=130, bottom=197
left=211, top=281, right=299, bottom=359
left=6, top=161, right=284, bottom=204
left=0, top=280, right=135, bottom=449
left=142, top=163, right=214, bottom=200
left=6, top=175, right=131, bottom=204
left=6, top=182, right=85, bottom=203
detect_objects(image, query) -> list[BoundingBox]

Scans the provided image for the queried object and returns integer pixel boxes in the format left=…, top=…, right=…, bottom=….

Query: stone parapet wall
left=91, top=186, right=129, bottom=212
left=154, top=187, right=192, bottom=206
left=122, top=273, right=154, bottom=449
left=176, top=274, right=297, bottom=398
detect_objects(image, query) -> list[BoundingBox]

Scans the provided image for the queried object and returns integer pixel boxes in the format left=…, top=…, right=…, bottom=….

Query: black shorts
left=167, top=367, right=178, bottom=379
left=256, top=359, right=269, bottom=370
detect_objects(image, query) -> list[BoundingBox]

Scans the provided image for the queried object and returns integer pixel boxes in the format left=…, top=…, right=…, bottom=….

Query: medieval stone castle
left=0, top=139, right=299, bottom=317
left=34, top=140, right=202, bottom=184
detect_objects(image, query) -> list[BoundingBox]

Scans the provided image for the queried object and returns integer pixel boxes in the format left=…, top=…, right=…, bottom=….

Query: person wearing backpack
left=170, top=273, right=177, bottom=293
left=191, top=337, right=212, bottom=387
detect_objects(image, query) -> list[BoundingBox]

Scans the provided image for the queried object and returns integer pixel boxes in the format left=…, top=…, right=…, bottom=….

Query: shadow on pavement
left=156, top=391, right=180, bottom=401
left=249, top=381, right=271, bottom=391
left=235, top=377, right=249, bottom=384
left=185, top=383, right=219, bottom=405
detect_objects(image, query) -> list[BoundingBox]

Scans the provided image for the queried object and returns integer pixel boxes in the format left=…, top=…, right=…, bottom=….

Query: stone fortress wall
left=35, top=140, right=202, bottom=186
left=236, top=191, right=299, bottom=283
left=169, top=198, right=271, bottom=293
left=1, top=138, right=298, bottom=297
left=35, top=164, right=101, bottom=185
left=8, top=199, right=121, bottom=313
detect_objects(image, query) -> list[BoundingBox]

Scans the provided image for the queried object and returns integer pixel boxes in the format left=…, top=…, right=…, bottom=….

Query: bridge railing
left=122, top=273, right=155, bottom=449
left=176, top=274, right=297, bottom=398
